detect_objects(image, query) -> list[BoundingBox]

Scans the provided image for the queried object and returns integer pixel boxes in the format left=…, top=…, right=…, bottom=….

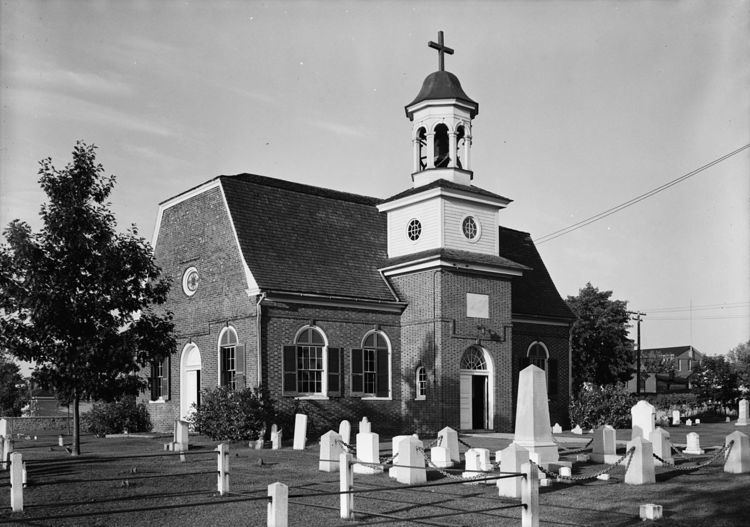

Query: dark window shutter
left=548, top=358, right=558, bottom=397
left=150, top=362, right=158, bottom=401
left=161, top=356, right=171, bottom=401
left=282, top=346, right=298, bottom=395
left=235, top=344, right=246, bottom=390
left=376, top=348, right=389, bottom=397
left=351, top=348, right=364, bottom=396
left=327, top=347, right=342, bottom=397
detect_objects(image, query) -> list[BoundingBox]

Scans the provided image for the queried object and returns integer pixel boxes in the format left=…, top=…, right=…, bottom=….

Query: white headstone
left=353, top=432, right=382, bottom=474
left=631, top=400, right=656, bottom=441
left=359, top=416, right=371, bottom=434
left=318, top=430, right=343, bottom=472
left=591, top=425, right=618, bottom=463
left=271, top=429, right=282, bottom=450
left=388, top=435, right=412, bottom=479
left=650, top=427, right=673, bottom=467
left=559, top=466, right=572, bottom=478
left=724, top=431, right=750, bottom=474
left=513, top=365, right=559, bottom=464
left=430, top=446, right=452, bottom=468
left=0, top=419, right=7, bottom=438
left=671, top=410, right=680, bottom=426
left=462, top=448, right=492, bottom=483
left=571, top=425, right=583, bottom=435
left=396, top=437, right=426, bottom=485
left=726, top=416, right=731, bottom=423
left=496, top=443, right=527, bottom=499
left=685, top=418, right=693, bottom=427
left=292, top=414, right=308, bottom=450
left=684, top=432, right=704, bottom=454
left=338, top=420, right=351, bottom=446
left=437, top=427, right=460, bottom=463
left=175, top=420, right=189, bottom=449
left=640, top=504, right=663, bottom=520
left=625, top=436, right=655, bottom=485
left=736, top=399, right=749, bottom=426
left=551, top=423, right=563, bottom=434
left=695, top=418, right=701, bottom=425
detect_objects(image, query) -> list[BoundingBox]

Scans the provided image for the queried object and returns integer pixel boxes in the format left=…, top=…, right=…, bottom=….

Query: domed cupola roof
left=405, top=70, right=478, bottom=119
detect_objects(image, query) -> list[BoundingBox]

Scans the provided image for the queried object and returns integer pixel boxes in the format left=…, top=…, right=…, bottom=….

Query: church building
left=145, top=33, right=575, bottom=435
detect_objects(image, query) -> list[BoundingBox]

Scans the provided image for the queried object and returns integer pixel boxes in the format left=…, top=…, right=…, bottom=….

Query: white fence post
left=10, top=452, right=23, bottom=512
left=217, top=443, right=230, bottom=495
left=521, top=461, right=539, bottom=527
left=267, top=482, right=288, bottom=527
left=339, top=452, right=354, bottom=520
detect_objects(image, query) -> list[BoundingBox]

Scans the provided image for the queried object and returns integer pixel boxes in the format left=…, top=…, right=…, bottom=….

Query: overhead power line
left=645, top=301, right=750, bottom=314
left=533, top=143, right=750, bottom=245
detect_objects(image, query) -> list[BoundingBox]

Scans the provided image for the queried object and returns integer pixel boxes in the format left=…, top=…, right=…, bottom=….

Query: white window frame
left=217, top=326, right=238, bottom=389
left=293, top=325, right=329, bottom=399
left=415, top=366, right=427, bottom=400
left=359, top=330, right=392, bottom=400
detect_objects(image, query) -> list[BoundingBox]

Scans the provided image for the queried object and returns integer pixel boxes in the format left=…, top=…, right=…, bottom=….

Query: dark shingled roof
left=405, top=71, right=478, bottom=118
left=219, top=174, right=396, bottom=302
left=498, top=226, right=575, bottom=321
left=384, top=248, right=528, bottom=272
left=381, top=179, right=511, bottom=205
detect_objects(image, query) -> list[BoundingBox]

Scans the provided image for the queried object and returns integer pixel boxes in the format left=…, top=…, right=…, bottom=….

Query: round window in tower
left=182, top=266, right=199, bottom=297
left=407, top=219, right=422, bottom=241
left=462, top=216, right=481, bottom=242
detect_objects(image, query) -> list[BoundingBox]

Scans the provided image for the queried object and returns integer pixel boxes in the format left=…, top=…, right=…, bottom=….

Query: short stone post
left=396, top=436, right=426, bottom=485
left=736, top=399, right=749, bottom=426
left=430, top=446, right=452, bottom=468
left=724, top=431, right=750, bottom=473
left=319, top=430, right=343, bottom=472
left=0, top=418, right=7, bottom=438
left=685, top=418, right=693, bottom=427
left=625, top=436, right=655, bottom=485
left=497, top=443, right=529, bottom=498
left=10, top=452, right=23, bottom=512
left=551, top=423, right=562, bottom=434
left=388, top=435, right=411, bottom=479
left=338, top=420, right=351, bottom=446
left=271, top=424, right=282, bottom=450
left=2, top=437, right=14, bottom=471
left=591, top=425, right=618, bottom=463
left=521, top=461, right=539, bottom=527
left=640, top=504, right=663, bottom=520
left=571, top=425, right=583, bottom=435
left=216, top=443, right=230, bottom=495
left=650, top=427, right=673, bottom=466
left=58, top=435, right=64, bottom=447
left=671, top=410, right=680, bottom=426
left=631, top=400, right=656, bottom=440
left=462, top=448, right=491, bottom=483
left=267, top=482, right=288, bottom=527
left=437, top=427, right=460, bottom=464
left=359, top=416, right=371, bottom=434
left=175, top=419, right=189, bottom=448
left=684, top=432, right=704, bottom=454
left=353, top=431, right=381, bottom=474
left=339, top=452, right=354, bottom=520
left=293, top=414, right=307, bottom=450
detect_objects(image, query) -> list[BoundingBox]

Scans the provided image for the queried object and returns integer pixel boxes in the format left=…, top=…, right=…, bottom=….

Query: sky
left=1, top=0, right=748, bottom=360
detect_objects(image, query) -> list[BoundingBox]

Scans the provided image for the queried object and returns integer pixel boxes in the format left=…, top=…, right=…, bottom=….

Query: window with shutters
left=351, top=331, right=391, bottom=399
left=282, top=326, right=341, bottom=398
left=219, top=326, right=244, bottom=390
left=150, top=355, right=170, bottom=402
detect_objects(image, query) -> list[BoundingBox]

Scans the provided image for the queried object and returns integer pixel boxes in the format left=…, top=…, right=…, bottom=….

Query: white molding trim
left=381, top=258, right=524, bottom=278
left=377, top=186, right=510, bottom=213
left=406, top=98, right=477, bottom=115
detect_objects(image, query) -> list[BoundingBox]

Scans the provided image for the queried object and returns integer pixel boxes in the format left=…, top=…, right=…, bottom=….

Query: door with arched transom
left=459, top=346, right=494, bottom=430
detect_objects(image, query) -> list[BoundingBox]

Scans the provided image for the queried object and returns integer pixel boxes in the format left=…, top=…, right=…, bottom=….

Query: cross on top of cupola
left=428, top=31, right=454, bottom=72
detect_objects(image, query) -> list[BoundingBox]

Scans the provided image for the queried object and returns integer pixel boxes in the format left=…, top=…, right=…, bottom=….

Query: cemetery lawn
left=0, top=422, right=748, bottom=526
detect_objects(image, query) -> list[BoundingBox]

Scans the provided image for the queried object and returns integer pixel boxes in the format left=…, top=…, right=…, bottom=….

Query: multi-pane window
left=407, top=219, right=422, bottom=241
left=219, top=327, right=244, bottom=390
left=461, top=346, right=487, bottom=370
left=416, top=366, right=427, bottom=400
left=282, top=327, right=342, bottom=397
left=462, top=216, right=478, bottom=239
left=527, top=342, right=547, bottom=370
left=297, top=328, right=324, bottom=394
left=150, top=356, right=170, bottom=401
left=352, top=331, right=390, bottom=398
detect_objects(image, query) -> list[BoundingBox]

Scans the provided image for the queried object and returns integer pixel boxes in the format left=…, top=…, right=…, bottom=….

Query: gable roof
left=497, top=226, right=575, bottom=321
left=219, top=174, right=396, bottom=302
left=641, top=345, right=703, bottom=359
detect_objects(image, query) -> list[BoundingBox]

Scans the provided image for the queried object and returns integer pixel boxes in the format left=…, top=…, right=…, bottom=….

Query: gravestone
left=0, top=419, right=7, bottom=438
left=685, top=419, right=693, bottom=427
left=395, top=436, right=426, bottom=485
left=497, top=443, right=528, bottom=498
left=552, top=423, right=562, bottom=434
left=430, top=446, right=452, bottom=468
left=318, top=430, right=343, bottom=472
left=359, top=416, right=371, bottom=434
left=292, top=414, right=307, bottom=450
left=631, top=400, right=656, bottom=440
left=388, top=435, right=412, bottom=479
left=737, top=399, right=749, bottom=426
left=625, top=436, right=655, bottom=485
left=353, top=431, right=382, bottom=474
left=671, top=410, right=680, bottom=426
left=640, top=504, right=663, bottom=521
left=462, top=447, right=492, bottom=483
left=684, top=432, right=704, bottom=454
left=437, top=427, right=460, bottom=463
left=695, top=418, right=701, bottom=425
left=650, top=427, right=673, bottom=466
left=174, top=420, right=189, bottom=451
left=724, top=431, right=750, bottom=473
left=591, top=425, right=618, bottom=463
left=271, top=425, right=282, bottom=450
left=726, top=416, right=731, bottom=423
left=571, top=425, right=583, bottom=435
left=338, top=420, right=351, bottom=446
left=513, top=365, right=559, bottom=464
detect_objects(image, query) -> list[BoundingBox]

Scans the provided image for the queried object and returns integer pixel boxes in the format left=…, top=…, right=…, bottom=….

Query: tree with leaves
left=0, top=351, right=28, bottom=416
left=566, top=282, right=635, bottom=391
left=0, top=142, right=175, bottom=455
left=691, top=355, right=738, bottom=404
left=727, top=340, right=750, bottom=394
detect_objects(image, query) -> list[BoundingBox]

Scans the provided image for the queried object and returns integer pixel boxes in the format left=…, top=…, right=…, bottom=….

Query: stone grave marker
left=359, top=416, right=371, bottom=434
left=737, top=399, right=749, bottom=426
left=353, top=430, right=382, bottom=474
left=396, top=436, right=426, bottom=485
left=338, top=420, right=351, bottom=446
left=174, top=420, right=189, bottom=451
left=684, top=432, right=704, bottom=454
left=591, top=425, right=618, bottom=463
left=431, top=446, right=452, bottom=468
left=571, top=425, right=583, bottom=435
left=462, top=448, right=492, bottom=483
left=671, top=410, right=680, bottom=426
left=437, top=427, right=460, bottom=463
left=625, top=436, right=655, bottom=485
left=292, top=414, right=307, bottom=450
left=513, top=365, right=559, bottom=464
left=388, top=435, right=411, bottom=479
left=685, top=418, right=693, bottom=427
left=552, top=423, right=562, bottom=434
left=650, top=427, right=673, bottom=466
left=726, top=416, right=731, bottom=423
left=724, top=431, right=750, bottom=474
left=271, top=425, right=282, bottom=450
left=631, top=400, right=656, bottom=440
left=0, top=419, right=7, bottom=438
left=695, top=418, right=701, bottom=425
left=318, top=430, right=343, bottom=472
left=497, top=443, right=528, bottom=498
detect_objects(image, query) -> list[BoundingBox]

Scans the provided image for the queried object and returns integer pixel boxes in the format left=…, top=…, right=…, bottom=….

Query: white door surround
left=180, top=343, right=202, bottom=420
left=459, top=345, right=494, bottom=430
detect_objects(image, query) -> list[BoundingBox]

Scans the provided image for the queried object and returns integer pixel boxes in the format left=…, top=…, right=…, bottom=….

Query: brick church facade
left=144, top=34, right=575, bottom=436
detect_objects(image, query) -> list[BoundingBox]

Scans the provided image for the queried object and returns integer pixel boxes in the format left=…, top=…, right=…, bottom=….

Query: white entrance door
left=180, top=344, right=202, bottom=421
left=184, top=370, right=199, bottom=420
left=459, top=373, right=472, bottom=429
left=459, top=346, right=494, bottom=430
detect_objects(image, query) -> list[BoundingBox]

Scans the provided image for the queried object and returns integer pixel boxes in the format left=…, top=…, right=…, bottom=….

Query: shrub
left=569, top=383, right=634, bottom=429
left=82, top=396, right=152, bottom=437
left=190, top=386, right=275, bottom=441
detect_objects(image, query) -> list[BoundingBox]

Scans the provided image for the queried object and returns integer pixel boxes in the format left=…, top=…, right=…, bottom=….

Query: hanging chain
left=654, top=441, right=733, bottom=473
left=535, top=447, right=635, bottom=482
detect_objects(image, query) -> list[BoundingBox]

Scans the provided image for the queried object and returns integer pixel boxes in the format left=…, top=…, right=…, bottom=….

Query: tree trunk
left=72, top=393, right=80, bottom=456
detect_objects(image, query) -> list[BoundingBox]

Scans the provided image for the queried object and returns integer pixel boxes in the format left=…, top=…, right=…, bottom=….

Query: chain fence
left=653, top=440, right=733, bottom=472
left=535, top=447, right=636, bottom=482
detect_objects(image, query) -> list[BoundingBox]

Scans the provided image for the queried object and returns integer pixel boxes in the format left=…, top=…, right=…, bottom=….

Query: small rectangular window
left=221, top=346, right=236, bottom=390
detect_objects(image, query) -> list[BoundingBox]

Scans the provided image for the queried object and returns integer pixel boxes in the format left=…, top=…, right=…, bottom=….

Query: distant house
left=626, top=345, right=704, bottom=394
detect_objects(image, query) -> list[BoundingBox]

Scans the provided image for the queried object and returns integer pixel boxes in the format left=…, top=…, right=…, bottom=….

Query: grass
left=0, top=421, right=748, bottom=526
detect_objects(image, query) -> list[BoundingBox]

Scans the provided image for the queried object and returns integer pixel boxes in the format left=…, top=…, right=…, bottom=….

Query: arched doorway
left=180, top=343, right=202, bottom=421
left=459, top=345, right=494, bottom=430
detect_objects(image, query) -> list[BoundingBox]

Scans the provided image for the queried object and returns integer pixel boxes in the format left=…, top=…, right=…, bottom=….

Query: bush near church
left=190, top=386, right=275, bottom=441
left=82, top=397, right=152, bottom=437
left=569, top=383, right=634, bottom=429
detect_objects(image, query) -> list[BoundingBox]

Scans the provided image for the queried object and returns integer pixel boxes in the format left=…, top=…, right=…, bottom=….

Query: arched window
left=295, top=327, right=325, bottom=394
left=433, top=123, right=450, bottom=167
left=282, top=326, right=342, bottom=397
left=527, top=342, right=548, bottom=370
left=417, top=127, right=427, bottom=171
left=218, top=326, right=243, bottom=390
left=461, top=345, right=487, bottom=370
left=352, top=331, right=391, bottom=398
left=456, top=125, right=465, bottom=169
left=415, top=366, right=427, bottom=400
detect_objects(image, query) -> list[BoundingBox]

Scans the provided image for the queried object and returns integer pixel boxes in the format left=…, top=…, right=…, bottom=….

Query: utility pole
left=628, top=311, right=647, bottom=395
